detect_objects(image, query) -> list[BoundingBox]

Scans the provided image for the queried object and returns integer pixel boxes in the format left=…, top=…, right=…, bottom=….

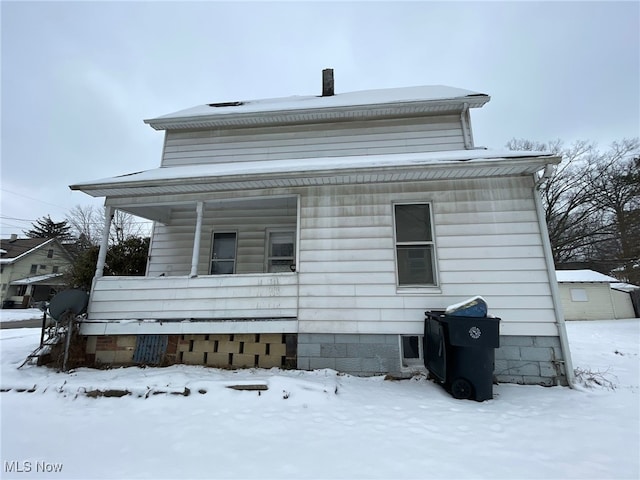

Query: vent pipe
left=322, top=68, right=334, bottom=96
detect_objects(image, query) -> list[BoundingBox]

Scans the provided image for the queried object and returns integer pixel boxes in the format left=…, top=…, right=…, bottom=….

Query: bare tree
left=66, top=204, right=101, bottom=246
left=586, top=139, right=640, bottom=283
left=507, top=137, right=640, bottom=279
left=66, top=204, right=151, bottom=246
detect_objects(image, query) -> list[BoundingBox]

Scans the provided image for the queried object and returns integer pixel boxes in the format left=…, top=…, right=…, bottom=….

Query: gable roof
left=0, top=238, right=55, bottom=264
left=0, top=238, right=71, bottom=265
left=144, top=85, right=490, bottom=130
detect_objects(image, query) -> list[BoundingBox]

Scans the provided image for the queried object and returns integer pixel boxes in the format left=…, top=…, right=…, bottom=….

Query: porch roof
left=70, top=149, right=560, bottom=199
left=10, top=273, right=64, bottom=286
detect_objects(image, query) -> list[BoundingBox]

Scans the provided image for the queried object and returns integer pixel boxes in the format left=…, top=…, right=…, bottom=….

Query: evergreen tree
left=66, top=236, right=150, bottom=290
left=24, top=215, right=73, bottom=240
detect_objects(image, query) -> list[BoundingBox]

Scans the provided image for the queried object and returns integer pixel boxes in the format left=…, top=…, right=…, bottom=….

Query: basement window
left=401, top=335, right=424, bottom=368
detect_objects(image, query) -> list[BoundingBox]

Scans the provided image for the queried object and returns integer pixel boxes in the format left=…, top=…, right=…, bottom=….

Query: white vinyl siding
left=297, top=176, right=556, bottom=337
left=87, top=274, right=297, bottom=321
left=92, top=176, right=558, bottom=337
left=161, top=115, right=465, bottom=167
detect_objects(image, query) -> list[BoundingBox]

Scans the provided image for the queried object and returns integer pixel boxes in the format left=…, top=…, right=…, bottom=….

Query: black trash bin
left=424, top=310, right=500, bottom=401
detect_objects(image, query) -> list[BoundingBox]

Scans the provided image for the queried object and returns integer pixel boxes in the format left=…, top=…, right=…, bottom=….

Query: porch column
left=190, top=202, right=205, bottom=278
left=94, top=205, right=114, bottom=280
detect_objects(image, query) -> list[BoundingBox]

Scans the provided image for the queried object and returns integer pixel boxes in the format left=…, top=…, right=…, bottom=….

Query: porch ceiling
left=70, top=150, right=560, bottom=204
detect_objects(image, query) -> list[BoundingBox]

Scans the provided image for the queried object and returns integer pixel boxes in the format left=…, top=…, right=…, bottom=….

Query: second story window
left=47, top=249, right=54, bottom=258
left=30, top=265, right=37, bottom=274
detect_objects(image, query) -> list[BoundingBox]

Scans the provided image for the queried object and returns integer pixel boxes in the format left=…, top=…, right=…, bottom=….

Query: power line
left=0, top=188, right=68, bottom=210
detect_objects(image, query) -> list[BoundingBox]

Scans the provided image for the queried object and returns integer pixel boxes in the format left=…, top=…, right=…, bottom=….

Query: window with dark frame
left=47, top=249, right=54, bottom=258
left=401, top=335, right=424, bottom=368
left=210, top=232, right=237, bottom=274
left=394, top=203, right=437, bottom=286
left=30, top=265, right=37, bottom=274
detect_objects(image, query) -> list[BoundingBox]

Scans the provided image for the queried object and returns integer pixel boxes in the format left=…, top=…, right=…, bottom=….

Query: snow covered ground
left=0, top=308, right=45, bottom=323
left=0, top=317, right=638, bottom=480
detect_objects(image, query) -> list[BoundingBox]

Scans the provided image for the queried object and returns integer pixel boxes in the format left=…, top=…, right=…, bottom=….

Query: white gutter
left=460, top=103, right=472, bottom=149
left=533, top=168, right=576, bottom=387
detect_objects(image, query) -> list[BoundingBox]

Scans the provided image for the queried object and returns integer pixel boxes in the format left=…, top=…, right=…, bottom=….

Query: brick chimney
left=322, top=68, right=334, bottom=96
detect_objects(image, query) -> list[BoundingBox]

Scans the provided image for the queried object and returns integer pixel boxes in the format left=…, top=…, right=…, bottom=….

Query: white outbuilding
left=556, top=270, right=638, bottom=320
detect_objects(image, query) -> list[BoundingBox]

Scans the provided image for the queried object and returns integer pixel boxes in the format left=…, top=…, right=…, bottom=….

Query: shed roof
left=144, top=85, right=490, bottom=130
left=555, top=269, right=619, bottom=283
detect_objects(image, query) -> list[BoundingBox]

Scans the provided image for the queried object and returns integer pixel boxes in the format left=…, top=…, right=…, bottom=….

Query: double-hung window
left=210, top=232, right=237, bottom=274
left=266, top=230, right=295, bottom=272
left=394, top=203, right=437, bottom=286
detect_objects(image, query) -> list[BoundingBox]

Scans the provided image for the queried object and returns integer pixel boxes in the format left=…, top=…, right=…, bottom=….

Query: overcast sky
left=1, top=1, right=638, bottom=237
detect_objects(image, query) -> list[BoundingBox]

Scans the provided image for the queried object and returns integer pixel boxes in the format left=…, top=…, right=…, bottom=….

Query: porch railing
left=86, top=273, right=298, bottom=321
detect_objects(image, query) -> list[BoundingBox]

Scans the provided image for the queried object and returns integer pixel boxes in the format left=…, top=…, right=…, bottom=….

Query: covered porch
left=84, top=193, right=300, bottom=334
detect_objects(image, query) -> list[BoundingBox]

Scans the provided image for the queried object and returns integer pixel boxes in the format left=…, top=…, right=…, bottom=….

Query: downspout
left=460, top=103, right=472, bottom=149
left=190, top=202, right=204, bottom=278
left=92, top=205, right=114, bottom=290
left=534, top=167, right=576, bottom=387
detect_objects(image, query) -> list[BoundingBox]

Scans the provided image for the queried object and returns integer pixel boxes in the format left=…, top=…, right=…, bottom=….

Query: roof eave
left=70, top=155, right=558, bottom=199
left=144, top=96, right=490, bottom=131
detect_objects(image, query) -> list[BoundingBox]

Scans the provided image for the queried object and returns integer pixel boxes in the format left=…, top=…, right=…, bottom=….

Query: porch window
left=266, top=230, right=295, bottom=273
left=210, top=232, right=237, bottom=274
left=394, top=203, right=437, bottom=286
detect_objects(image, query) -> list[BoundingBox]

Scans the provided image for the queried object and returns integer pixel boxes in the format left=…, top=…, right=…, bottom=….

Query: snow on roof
left=10, top=273, right=64, bottom=285
left=611, top=282, right=640, bottom=292
left=146, top=85, right=488, bottom=123
left=555, top=269, right=620, bottom=283
left=0, top=238, right=56, bottom=264
left=71, top=149, right=553, bottom=190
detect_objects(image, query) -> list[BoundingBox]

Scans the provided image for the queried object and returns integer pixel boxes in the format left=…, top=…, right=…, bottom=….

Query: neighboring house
left=70, top=71, right=573, bottom=386
left=0, top=235, right=73, bottom=308
left=556, top=269, right=638, bottom=320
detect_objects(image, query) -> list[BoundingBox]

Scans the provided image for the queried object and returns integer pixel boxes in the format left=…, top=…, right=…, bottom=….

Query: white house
left=0, top=236, right=73, bottom=308
left=556, top=269, right=638, bottom=320
left=70, top=71, right=573, bottom=386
